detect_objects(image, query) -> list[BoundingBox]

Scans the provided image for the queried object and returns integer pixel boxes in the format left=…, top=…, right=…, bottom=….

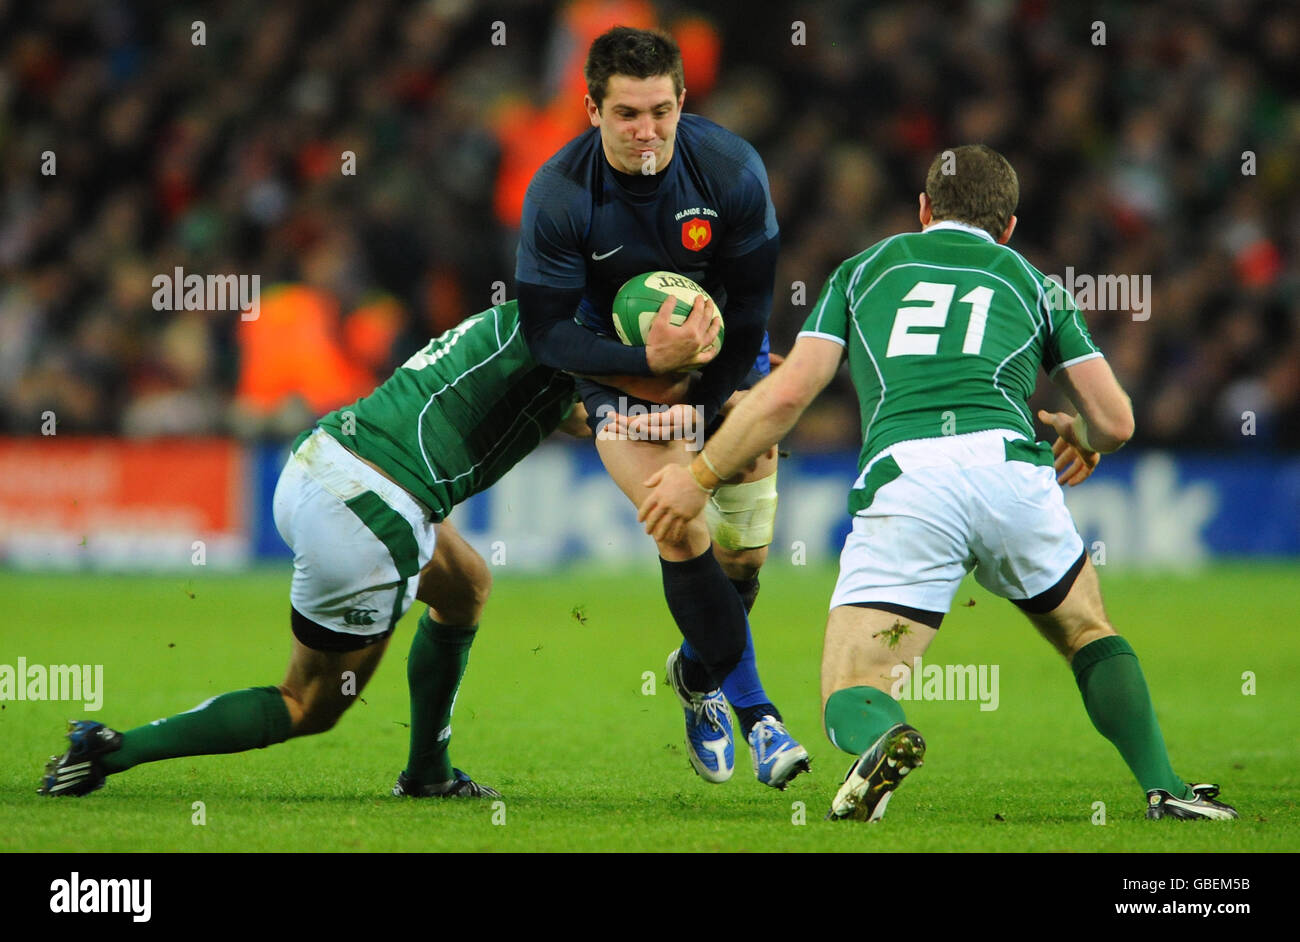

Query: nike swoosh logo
left=591, top=245, right=623, bottom=260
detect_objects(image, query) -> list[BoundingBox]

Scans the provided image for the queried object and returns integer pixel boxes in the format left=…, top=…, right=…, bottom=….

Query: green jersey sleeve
left=799, top=267, right=851, bottom=345
left=1041, top=275, right=1104, bottom=376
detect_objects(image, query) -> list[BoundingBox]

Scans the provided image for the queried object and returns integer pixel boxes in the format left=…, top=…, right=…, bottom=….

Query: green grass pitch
left=2, top=563, right=1296, bottom=852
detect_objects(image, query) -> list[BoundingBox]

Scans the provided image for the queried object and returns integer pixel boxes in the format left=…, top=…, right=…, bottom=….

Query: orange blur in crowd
left=492, top=1, right=720, bottom=228
left=235, top=284, right=393, bottom=418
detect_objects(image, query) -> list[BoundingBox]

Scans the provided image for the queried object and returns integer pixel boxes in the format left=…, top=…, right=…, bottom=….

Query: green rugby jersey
left=313, top=301, right=576, bottom=521
left=800, top=220, right=1102, bottom=513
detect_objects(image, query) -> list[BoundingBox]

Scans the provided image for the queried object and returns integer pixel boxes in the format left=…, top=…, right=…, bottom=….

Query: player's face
left=587, top=74, right=685, bottom=176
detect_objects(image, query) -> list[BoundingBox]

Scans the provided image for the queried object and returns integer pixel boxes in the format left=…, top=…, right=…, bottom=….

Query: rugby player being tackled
left=638, top=145, right=1237, bottom=822
left=516, top=26, right=808, bottom=787
left=40, top=302, right=584, bottom=799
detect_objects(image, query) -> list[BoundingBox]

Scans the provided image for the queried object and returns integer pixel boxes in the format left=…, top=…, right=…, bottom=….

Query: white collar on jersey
left=922, top=219, right=997, bottom=242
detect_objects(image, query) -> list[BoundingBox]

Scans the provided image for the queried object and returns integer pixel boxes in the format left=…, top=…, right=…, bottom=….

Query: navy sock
left=720, top=619, right=773, bottom=708
left=734, top=702, right=781, bottom=735
left=723, top=577, right=777, bottom=725
left=660, top=550, right=747, bottom=689
left=677, top=648, right=714, bottom=693
left=682, top=577, right=776, bottom=723
left=731, top=576, right=760, bottom=613
left=685, top=634, right=767, bottom=703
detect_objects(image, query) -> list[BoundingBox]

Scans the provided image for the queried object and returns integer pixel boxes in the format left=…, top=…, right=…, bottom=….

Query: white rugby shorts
left=830, top=431, right=1084, bottom=613
left=273, top=429, right=437, bottom=641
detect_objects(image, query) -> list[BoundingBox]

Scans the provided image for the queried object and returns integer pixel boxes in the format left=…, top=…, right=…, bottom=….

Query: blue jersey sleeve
left=695, top=233, right=779, bottom=422
left=516, top=163, right=651, bottom=375
left=516, top=167, right=589, bottom=290
left=718, top=146, right=779, bottom=259
left=517, top=281, right=651, bottom=375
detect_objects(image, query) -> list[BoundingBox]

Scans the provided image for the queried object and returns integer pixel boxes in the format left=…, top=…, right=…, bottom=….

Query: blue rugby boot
left=747, top=715, right=811, bottom=789
left=666, top=648, right=734, bottom=783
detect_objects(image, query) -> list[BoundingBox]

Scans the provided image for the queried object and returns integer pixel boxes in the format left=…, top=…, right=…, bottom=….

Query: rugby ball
left=611, top=271, right=723, bottom=354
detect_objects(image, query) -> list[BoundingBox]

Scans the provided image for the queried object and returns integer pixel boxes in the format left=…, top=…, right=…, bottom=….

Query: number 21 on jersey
left=885, top=281, right=993, bottom=357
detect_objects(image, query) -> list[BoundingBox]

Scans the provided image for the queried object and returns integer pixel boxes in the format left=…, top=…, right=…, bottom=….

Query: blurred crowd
left=2, top=0, right=1297, bottom=450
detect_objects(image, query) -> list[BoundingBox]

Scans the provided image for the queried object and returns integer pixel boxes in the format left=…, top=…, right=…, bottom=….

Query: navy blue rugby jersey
left=517, top=113, right=778, bottom=330
left=515, top=113, right=779, bottom=418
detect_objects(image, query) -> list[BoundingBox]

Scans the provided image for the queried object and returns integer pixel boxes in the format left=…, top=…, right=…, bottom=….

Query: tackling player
left=39, top=301, right=584, bottom=799
left=516, top=26, right=808, bottom=788
left=636, top=145, right=1238, bottom=822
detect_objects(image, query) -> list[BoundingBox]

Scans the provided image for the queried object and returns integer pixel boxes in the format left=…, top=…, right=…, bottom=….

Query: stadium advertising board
left=0, top=439, right=248, bottom=570
left=13, top=441, right=1288, bottom=571
left=250, top=443, right=1299, bottom=569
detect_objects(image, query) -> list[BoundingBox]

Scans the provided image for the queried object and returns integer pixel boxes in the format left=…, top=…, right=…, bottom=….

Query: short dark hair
left=584, top=26, right=684, bottom=110
left=924, top=145, right=1019, bottom=240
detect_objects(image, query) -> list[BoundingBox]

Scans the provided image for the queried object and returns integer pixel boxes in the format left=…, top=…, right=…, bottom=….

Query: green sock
left=100, top=686, right=292, bottom=774
left=1072, top=635, right=1190, bottom=799
left=403, top=611, right=477, bottom=786
left=823, top=685, right=907, bottom=755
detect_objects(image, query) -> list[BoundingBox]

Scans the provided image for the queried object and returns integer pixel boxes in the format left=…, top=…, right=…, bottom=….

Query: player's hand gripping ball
left=611, top=271, right=724, bottom=355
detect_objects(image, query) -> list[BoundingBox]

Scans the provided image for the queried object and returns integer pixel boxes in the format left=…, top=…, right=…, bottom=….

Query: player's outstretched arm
left=1048, top=357, right=1136, bottom=454
left=637, top=336, right=841, bottom=542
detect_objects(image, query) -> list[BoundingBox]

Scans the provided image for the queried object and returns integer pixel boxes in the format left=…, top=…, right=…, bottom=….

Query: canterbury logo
left=342, top=607, right=379, bottom=627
